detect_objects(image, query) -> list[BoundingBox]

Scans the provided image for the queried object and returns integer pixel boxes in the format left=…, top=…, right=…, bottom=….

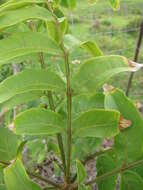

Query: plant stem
left=126, top=21, right=143, bottom=96
left=39, top=52, right=66, bottom=176
left=63, top=50, right=72, bottom=183
left=0, top=160, right=62, bottom=189
left=47, top=2, right=72, bottom=183
left=86, top=158, right=143, bottom=186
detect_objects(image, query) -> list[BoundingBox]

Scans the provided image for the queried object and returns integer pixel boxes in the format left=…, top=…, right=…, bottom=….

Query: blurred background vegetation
left=66, top=0, right=143, bottom=102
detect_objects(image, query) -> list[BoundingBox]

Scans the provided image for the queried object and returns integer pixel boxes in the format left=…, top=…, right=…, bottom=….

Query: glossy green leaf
left=15, top=108, right=65, bottom=135
left=72, top=55, right=143, bottom=93
left=0, top=0, right=46, bottom=13
left=76, top=160, right=86, bottom=184
left=109, top=0, right=120, bottom=10
left=0, top=127, right=18, bottom=162
left=0, top=32, right=62, bottom=65
left=81, top=41, right=103, bottom=57
left=4, top=159, right=42, bottom=190
left=0, top=69, right=65, bottom=103
left=104, top=88, right=143, bottom=163
left=0, top=5, right=52, bottom=30
left=72, top=109, right=120, bottom=138
left=120, top=171, right=143, bottom=190
left=97, top=155, right=117, bottom=190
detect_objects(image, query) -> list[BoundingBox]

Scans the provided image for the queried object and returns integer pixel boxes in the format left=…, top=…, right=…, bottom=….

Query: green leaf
left=15, top=108, right=65, bottom=136
left=120, top=171, right=143, bottom=190
left=109, top=0, right=120, bottom=10
left=76, top=160, right=86, bottom=184
left=72, top=137, right=101, bottom=161
left=0, top=166, right=4, bottom=184
left=0, top=167, right=6, bottom=189
left=16, top=141, right=27, bottom=160
left=72, top=109, right=120, bottom=138
left=0, top=127, right=18, bottom=162
left=0, top=69, right=65, bottom=103
left=97, top=155, right=117, bottom=190
left=59, top=93, right=104, bottom=120
left=72, top=93, right=104, bottom=118
left=0, top=5, right=52, bottom=31
left=0, top=184, right=6, bottom=190
left=47, top=17, right=68, bottom=43
left=81, top=41, right=103, bottom=57
left=0, top=32, right=62, bottom=65
left=4, top=159, right=42, bottom=190
left=0, top=0, right=46, bottom=13
left=0, top=91, right=43, bottom=113
left=132, top=163, right=143, bottom=179
left=64, top=34, right=81, bottom=50
left=64, top=34, right=102, bottom=57
left=72, top=55, right=143, bottom=93
left=104, top=88, right=143, bottom=163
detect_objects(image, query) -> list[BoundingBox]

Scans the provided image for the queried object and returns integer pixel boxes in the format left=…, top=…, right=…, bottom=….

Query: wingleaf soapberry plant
left=0, top=0, right=143, bottom=190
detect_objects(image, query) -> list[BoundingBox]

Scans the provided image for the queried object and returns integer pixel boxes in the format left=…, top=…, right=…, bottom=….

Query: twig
left=126, top=21, right=143, bottom=96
